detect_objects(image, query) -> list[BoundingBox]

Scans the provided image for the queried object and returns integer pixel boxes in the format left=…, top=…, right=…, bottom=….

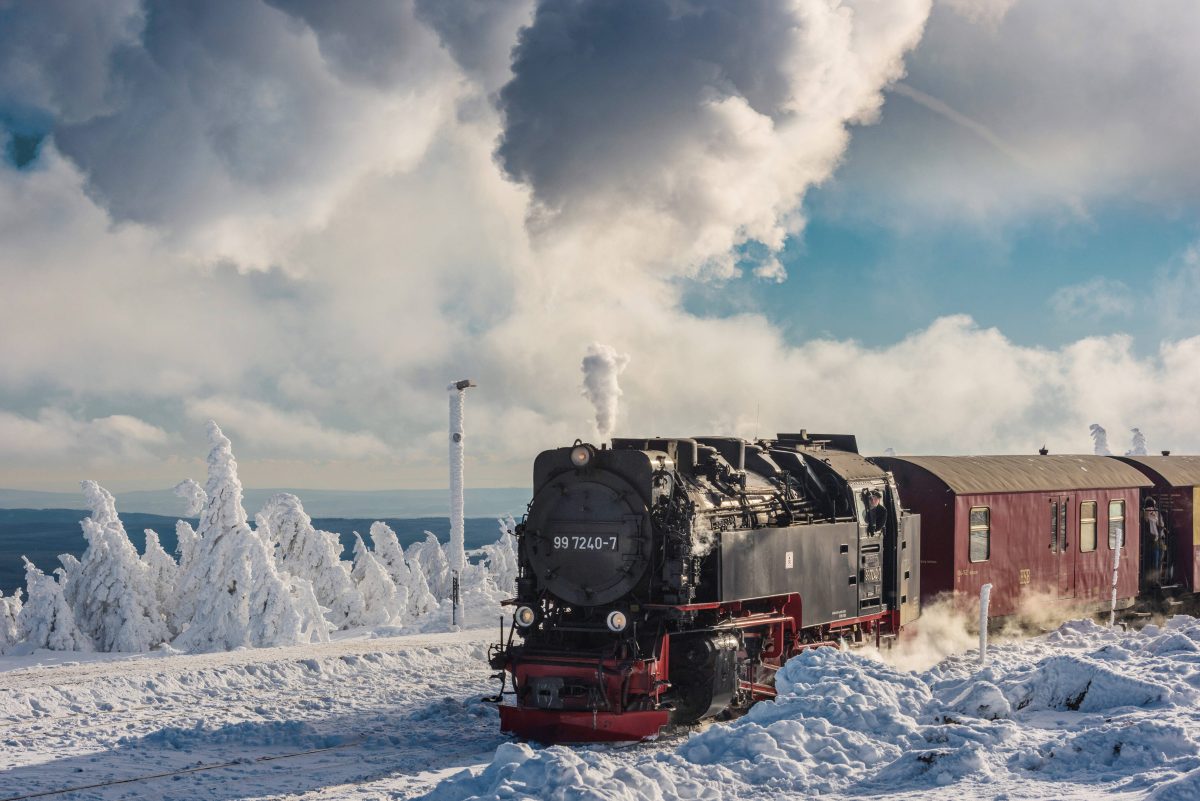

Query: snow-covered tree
left=481, top=515, right=519, bottom=594
left=1090, top=424, right=1112, bottom=456
left=71, top=481, right=169, bottom=652
left=1127, top=428, right=1149, bottom=456
left=0, top=588, right=22, bottom=654
left=285, top=574, right=332, bottom=645
left=174, top=478, right=207, bottom=516
left=57, top=553, right=81, bottom=611
left=175, top=520, right=200, bottom=576
left=351, top=533, right=401, bottom=626
left=173, top=421, right=309, bottom=653
left=173, top=478, right=206, bottom=573
left=408, top=532, right=452, bottom=599
left=257, top=493, right=367, bottom=629
left=369, top=522, right=422, bottom=621
left=19, top=559, right=91, bottom=651
left=142, top=529, right=179, bottom=634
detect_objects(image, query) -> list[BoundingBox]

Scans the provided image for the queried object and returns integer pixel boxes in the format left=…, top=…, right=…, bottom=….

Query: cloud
left=824, top=0, right=1200, bottom=228
left=8, top=0, right=461, bottom=269
left=1050, top=277, right=1133, bottom=320
left=0, top=409, right=169, bottom=463
left=183, top=398, right=389, bottom=460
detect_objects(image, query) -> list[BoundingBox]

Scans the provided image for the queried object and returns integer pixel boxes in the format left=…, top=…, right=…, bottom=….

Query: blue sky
left=1, top=0, right=1198, bottom=491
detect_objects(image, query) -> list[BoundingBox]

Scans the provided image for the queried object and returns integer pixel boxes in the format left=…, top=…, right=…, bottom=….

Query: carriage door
left=1050, top=495, right=1074, bottom=598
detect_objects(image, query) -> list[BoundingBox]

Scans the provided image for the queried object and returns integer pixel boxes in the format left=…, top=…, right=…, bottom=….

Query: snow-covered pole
left=1109, top=530, right=1122, bottom=627
left=979, top=583, right=992, bottom=666
left=448, top=379, right=475, bottom=628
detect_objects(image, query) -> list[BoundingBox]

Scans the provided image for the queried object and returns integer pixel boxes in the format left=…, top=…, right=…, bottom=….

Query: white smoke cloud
left=580, top=344, right=630, bottom=440
left=1089, top=424, right=1111, bottom=456
left=496, top=0, right=931, bottom=280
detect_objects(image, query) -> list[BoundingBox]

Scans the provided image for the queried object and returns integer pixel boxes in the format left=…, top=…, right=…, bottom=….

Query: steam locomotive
left=488, top=433, right=921, bottom=742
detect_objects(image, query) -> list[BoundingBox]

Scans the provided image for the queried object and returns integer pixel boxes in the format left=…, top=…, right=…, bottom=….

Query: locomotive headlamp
left=606, top=610, right=628, bottom=632
left=570, top=445, right=593, bottom=468
left=515, top=606, right=536, bottom=628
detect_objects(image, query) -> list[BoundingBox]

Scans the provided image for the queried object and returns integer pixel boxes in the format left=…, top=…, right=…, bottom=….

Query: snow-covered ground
left=3, top=616, right=1199, bottom=800
left=0, top=627, right=507, bottom=800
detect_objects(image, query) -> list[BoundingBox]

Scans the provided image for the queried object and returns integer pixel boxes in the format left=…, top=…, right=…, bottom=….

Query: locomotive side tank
left=490, top=432, right=920, bottom=742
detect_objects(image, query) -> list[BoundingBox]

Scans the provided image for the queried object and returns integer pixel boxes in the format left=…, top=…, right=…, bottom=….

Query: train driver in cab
left=865, top=488, right=887, bottom=535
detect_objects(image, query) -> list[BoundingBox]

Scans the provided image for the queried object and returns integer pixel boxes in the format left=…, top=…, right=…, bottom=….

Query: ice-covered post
left=448, top=379, right=475, bottom=628
left=979, top=583, right=992, bottom=666
left=1109, top=532, right=1122, bottom=627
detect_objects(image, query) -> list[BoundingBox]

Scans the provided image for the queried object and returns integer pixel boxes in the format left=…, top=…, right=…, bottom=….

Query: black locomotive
left=490, top=433, right=920, bottom=742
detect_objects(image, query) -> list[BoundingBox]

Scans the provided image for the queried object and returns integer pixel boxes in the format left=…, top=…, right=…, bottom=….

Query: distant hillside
left=0, top=487, right=530, bottom=518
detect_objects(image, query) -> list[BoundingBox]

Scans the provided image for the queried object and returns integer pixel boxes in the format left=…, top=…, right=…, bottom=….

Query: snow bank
left=430, top=616, right=1200, bottom=800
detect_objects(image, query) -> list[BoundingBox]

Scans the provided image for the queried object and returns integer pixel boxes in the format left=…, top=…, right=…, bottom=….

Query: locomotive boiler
left=489, top=433, right=921, bottom=742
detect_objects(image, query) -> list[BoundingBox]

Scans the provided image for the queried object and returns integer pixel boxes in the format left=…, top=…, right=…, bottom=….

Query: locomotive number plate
left=552, top=535, right=618, bottom=551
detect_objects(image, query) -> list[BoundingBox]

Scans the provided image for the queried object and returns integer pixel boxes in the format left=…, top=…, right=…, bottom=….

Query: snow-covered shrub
left=480, top=515, right=519, bottom=595
left=408, top=532, right=452, bottom=599
left=142, top=529, right=179, bottom=634
left=351, top=533, right=401, bottom=626
left=0, top=588, right=22, bottom=654
left=173, top=421, right=310, bottom=653
left=71, top=481, right=169, bottom=651
left=257, top=493, right=367, bottom=629
left=18, top=558, right=91, bottom=652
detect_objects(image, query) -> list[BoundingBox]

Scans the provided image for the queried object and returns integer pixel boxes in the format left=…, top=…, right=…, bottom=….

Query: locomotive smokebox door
left=524, top=469, right=652, bottom=607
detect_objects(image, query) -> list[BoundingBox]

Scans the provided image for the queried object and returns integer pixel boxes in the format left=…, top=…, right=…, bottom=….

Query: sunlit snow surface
left=431, top=617, right=1200, bottom=801
left=1, top=617, right=1198, bottom=800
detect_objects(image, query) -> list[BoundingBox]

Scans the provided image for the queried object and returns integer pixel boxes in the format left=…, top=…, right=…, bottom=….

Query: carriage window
left=1050, top=501, right=1059, bottom=552
left=1080, top=501, right=1097, bottom=552
left=969, top=506, right=990, bottom=562
left=1108, top=500, right=1125, bottom=549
